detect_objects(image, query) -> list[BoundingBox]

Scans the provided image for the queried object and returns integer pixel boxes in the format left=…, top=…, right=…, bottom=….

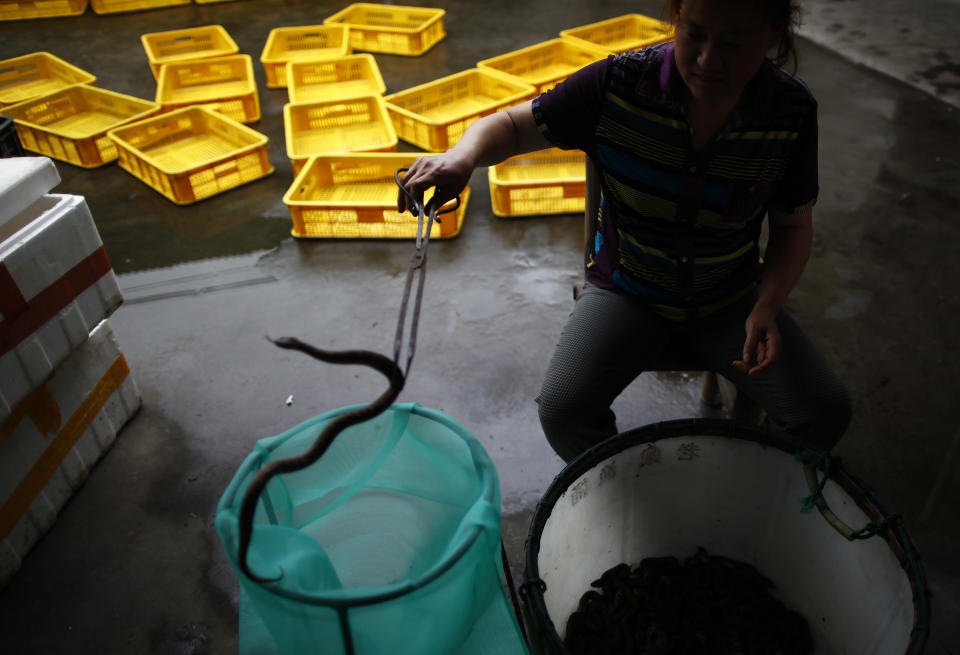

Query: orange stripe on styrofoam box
left=0, top=354, right=130, bottom=543
left=0, top=379, right=62, bottom=449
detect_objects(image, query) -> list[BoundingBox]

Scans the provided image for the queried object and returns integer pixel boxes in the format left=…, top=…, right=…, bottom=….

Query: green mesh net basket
left=216, top=402, right=528, bottom=655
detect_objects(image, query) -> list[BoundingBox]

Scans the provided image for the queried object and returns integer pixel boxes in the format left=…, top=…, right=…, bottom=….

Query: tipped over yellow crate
left=559, top=14, right=674, bottom=54
left=284, top=153, right=469, bottom=239
left=5, top=84, right=159, bottom=168
left=92, top=0, right=188, bottom=13
left=477, top=38, right=611, bottom=94
left=107, top=106, right=273, bottom=205
left=324, top=3, right=445, bottom=56
left=384, top=68, right=536, bottom=153
left=156, top=54, right=259, bottom=123
left=0, top=52, right=96, bottom=108
left=0, top=0, right=87, bottom=20
left=284, top=94, right=396, bottom=175
left=260, top=24, right=351, bottom=88
left=286, top=54, right=385, bottom=103
left=141, top=24, right=239, bottom=80
left=488, top=148, right=586, bottom=217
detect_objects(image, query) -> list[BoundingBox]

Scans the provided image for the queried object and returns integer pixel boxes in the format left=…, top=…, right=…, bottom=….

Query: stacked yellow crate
left=488, top=148, right=587, bottom=218
left=91, top=0, right=189, bottom=14
left=0, top=0, right=252, bottom=19
left=276, top=6, right=456, bottom=239
left=260, top=24, right=351, bottom=88
left=108, top=106, right=273, bottom=205
left=141, top=24, right=239, bottom=80
left=284, top=95, right=397, bottom=176
left=102, top=24, right=274, bottom=204
left=155, top=55, right=261, bottom=124
left=283, top=153, right=469, bottom=239
left=383, top=69, right=537, bottom=154
left=0, top=0, right=87, bottom=20
left=323, top=3, right=446, bottom=57
left=4, top=25, right=274, bottom=205
left=560, top=14, right=675, bottom=54
left=0, top=52, right=96, bottom=109
left=4, top=85, right=159, bottom=168
left=477, top=38, right=611, bottom=95
left=266, top=22, right=399, bottom=180
left=1, top=52, right=160, bottom=169
left=286, top=54, right=385, bottom=104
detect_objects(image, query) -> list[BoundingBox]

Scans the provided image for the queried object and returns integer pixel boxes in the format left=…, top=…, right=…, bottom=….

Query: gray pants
left=537, top=283, right=851, bottom=462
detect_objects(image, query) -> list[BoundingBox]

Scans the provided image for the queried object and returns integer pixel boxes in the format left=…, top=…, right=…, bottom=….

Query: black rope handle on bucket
left=235, top=169, right=459, bottom=583
left=797, top=450, right=905, bottom=541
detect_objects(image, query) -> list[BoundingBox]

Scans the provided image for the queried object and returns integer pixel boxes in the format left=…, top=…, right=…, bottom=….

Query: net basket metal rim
left=216, top=402, right=498, bottom=607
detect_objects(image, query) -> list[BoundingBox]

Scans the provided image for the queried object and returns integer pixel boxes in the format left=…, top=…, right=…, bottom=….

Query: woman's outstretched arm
left=397, top=99, right=551, bottom=214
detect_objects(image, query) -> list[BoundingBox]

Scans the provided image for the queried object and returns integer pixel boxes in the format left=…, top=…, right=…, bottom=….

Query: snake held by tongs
left=236, top=169, right=459, bottom=583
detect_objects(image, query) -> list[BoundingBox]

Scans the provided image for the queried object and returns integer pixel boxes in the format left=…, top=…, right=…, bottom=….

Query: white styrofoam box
left=0, top=318, right=141, bottom=588
left=0, top=193, right=123, bottom=422
left=0, top=157, right=61, bottom=242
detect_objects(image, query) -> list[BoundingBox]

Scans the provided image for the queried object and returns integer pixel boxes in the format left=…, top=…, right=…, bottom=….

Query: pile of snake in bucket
left=564, top=548, right=813, bottom=655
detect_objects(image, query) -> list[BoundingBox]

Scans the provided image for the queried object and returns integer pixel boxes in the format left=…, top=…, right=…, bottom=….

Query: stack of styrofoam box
left=0, top=157, right=141, bottom=588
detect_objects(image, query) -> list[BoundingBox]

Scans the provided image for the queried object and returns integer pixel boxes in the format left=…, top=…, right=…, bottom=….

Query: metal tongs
left=235, top=168, right=461, bottom=583
left=391, top=166, right=461, bottom=372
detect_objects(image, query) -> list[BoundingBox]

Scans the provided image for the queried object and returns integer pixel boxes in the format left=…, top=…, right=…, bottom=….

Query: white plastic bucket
left=520, top=419, right=929, bottom=654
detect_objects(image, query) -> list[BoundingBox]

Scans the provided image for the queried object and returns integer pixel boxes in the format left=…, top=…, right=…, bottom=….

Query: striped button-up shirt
left=532, top=42, right=818, bottom=321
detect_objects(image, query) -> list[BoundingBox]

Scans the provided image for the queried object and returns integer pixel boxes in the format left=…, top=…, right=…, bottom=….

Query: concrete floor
left=2, top=0, right=959, bottom=652
left=800, top=0, right=960, bottom=111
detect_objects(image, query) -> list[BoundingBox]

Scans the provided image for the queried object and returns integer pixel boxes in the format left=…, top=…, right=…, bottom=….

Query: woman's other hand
left=733, top=305, right=781, bottom=375
left=733, top=207, right=814, bottom=375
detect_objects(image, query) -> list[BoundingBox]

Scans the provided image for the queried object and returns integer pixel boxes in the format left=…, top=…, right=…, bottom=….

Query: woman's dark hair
left=663, top=0, right=801, bottom=72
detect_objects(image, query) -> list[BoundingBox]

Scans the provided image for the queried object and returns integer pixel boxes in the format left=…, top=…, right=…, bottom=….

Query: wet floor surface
left=2, top=1, right=959, bottom=652
left=799, top=0, right=960, bottom=110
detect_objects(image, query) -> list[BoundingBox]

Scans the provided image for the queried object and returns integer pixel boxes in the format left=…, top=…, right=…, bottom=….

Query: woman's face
left=673, top=0, right=777, bottom=107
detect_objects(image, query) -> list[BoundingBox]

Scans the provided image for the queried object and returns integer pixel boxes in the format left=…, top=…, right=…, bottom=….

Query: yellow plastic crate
left=323, top=3, right=445, bottom=56
left=0, top=0, right=87, bottom=20
left=0, top=52, right=96, bottom=108
left=260, top=24, right=350, bottom=88
left=559, top=14, right=674, bottom=54
left=5, top=84, right=158, bottom=168
left=286, top=54, right=385, bottom=104
left=488, top=148, right=586, bottom=217
left=107, top=106, right=274, bottom=205
left=141, top=24, right=239, bottom=80
left=284, top=94, right=397, bottom=176
left=384, top=68, right=537, bottom=153
left=477, top=38, right=612, bottom=95
left=156, top=54, right=259, bottom=124
left=92, top=0, right=188, bottom=13
left=283, top=153, right=468, bottom=239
